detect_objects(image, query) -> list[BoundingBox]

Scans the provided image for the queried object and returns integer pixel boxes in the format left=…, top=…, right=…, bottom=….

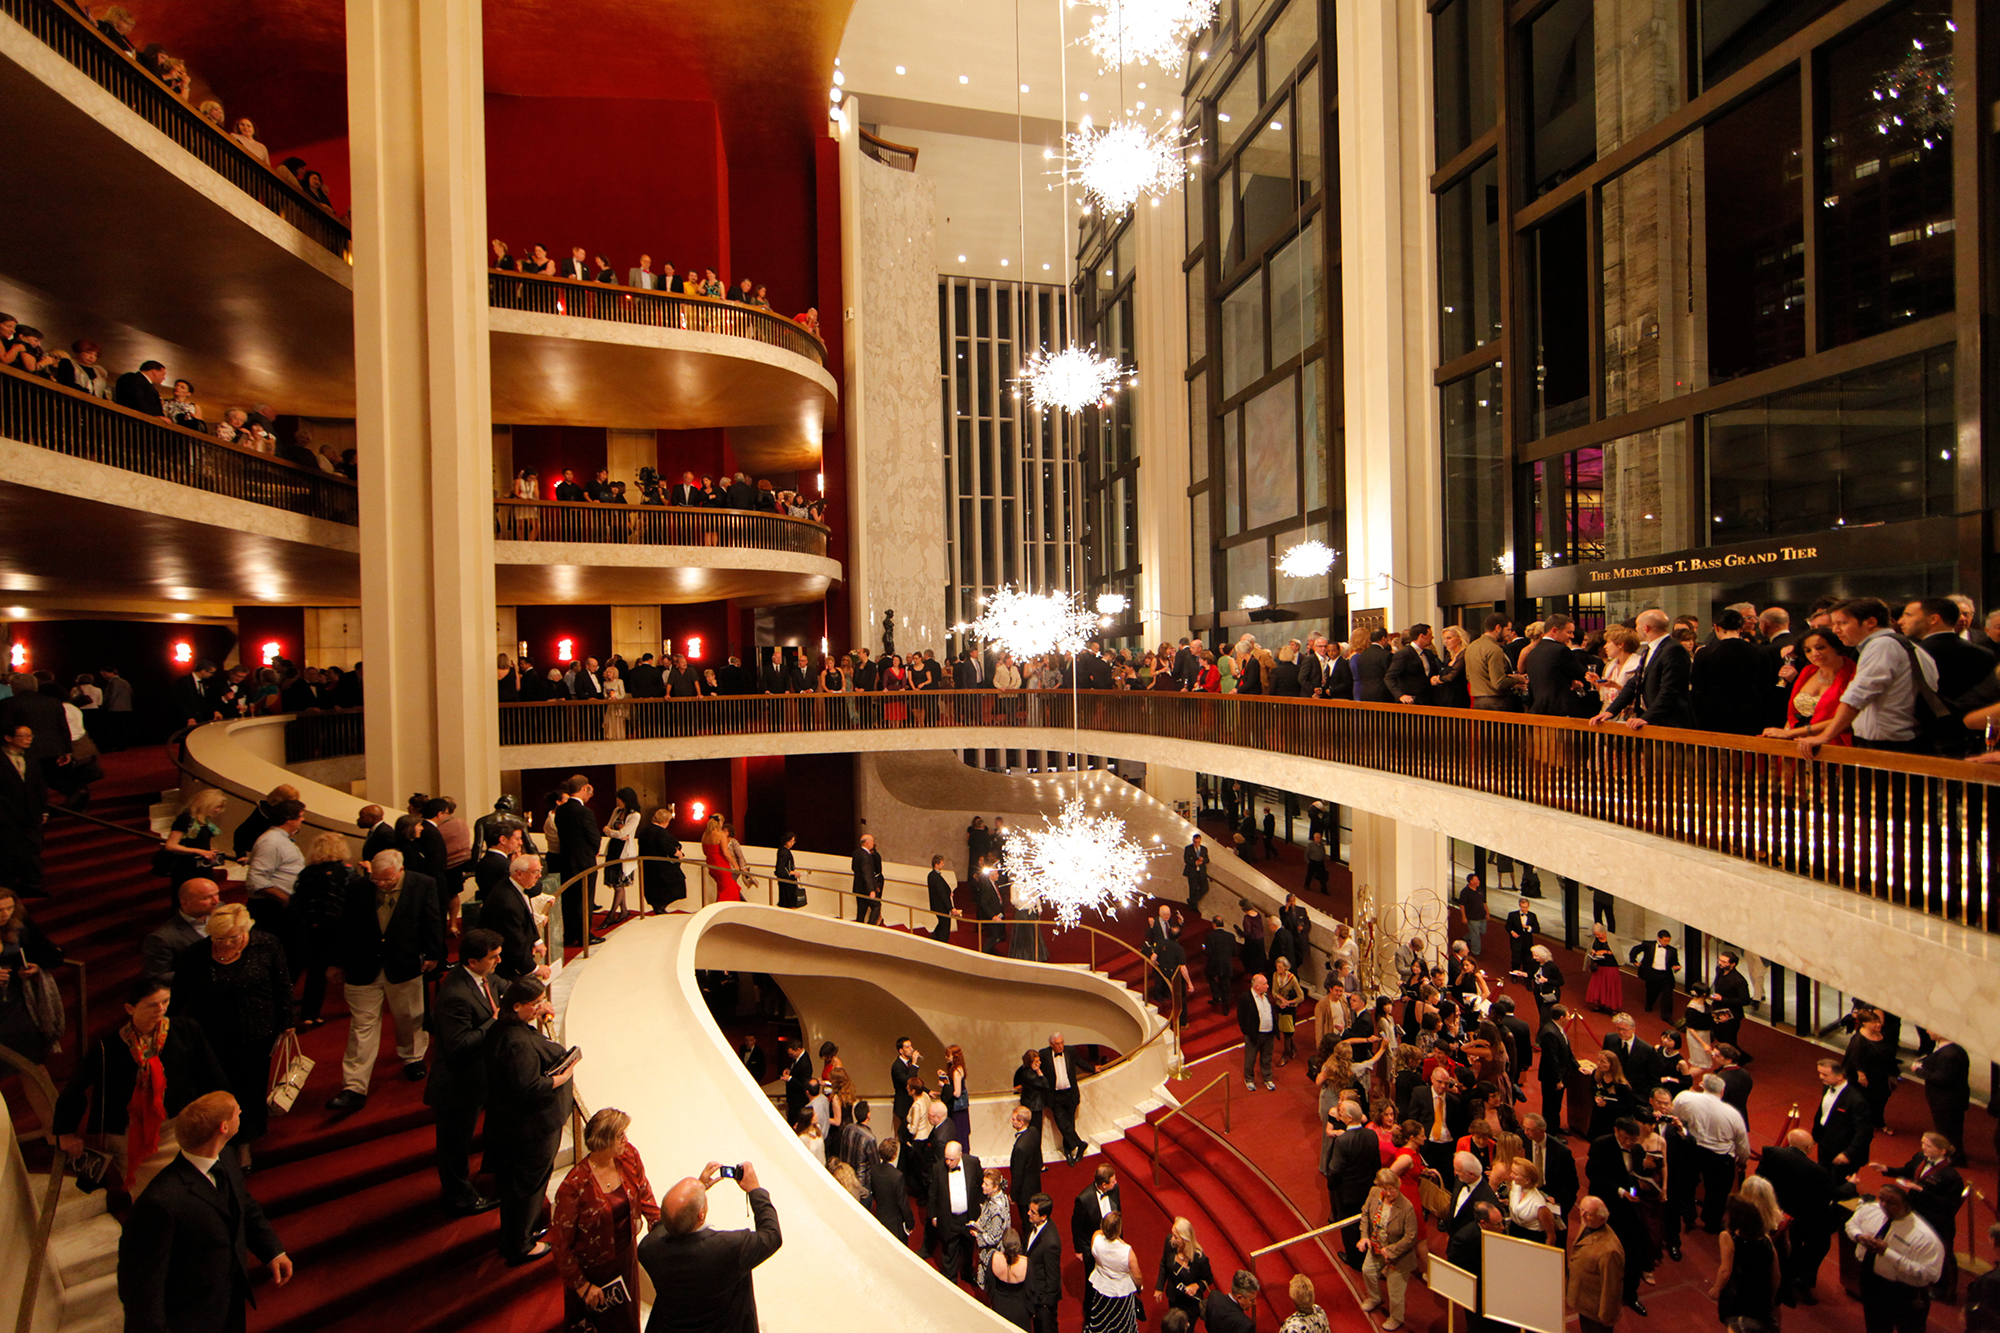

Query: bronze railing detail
left=0, top=368, right=359, bottom=523
left=859, top=128, right=920, bottom=171
left=494, top=499, right=830, bottom=554
left=1, top=0, right=352, bottom=257
left=278, top=691, right=2000, bottom=933
left=487, top=272, right=827, bottom=365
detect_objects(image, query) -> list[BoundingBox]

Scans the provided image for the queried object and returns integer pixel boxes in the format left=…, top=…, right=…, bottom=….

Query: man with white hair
left=1672, top=1074, right=1751, bottom=1233
left=1447, top=1149, right=1499, bottom=1234
left=1567, top=1196, right=1625, bottom=1333
left=326, top=849, right=443, bottom=1111
left=1591, top=608, right=1694, bottom=729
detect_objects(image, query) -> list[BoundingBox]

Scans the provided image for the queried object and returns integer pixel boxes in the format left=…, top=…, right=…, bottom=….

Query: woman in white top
left=1503, top=1159, right=1562, bottom=1245
left=1085, top=1211, right=1143, bottom=1332
left=1592, top=625, right=1641, bottom=712
left=992, top=654, right=1022, bottom=690
left=232, top=117, right=270, bottom=165
left=1330, top=923, right=1360, bottom=974
left=600, top=787, right=641, bottom=927
left=601, top=664, right=628, bottom=740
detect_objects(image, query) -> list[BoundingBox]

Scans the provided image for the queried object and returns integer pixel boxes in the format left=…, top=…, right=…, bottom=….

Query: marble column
left=348, top=0, right=499, bottom=809
left=1347, top=810, right=1452, bottom=991
left=1132, top=183, right=1192, bottom=643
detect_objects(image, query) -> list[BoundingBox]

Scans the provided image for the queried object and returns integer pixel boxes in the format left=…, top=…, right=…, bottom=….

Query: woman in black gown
left=636, top=805, right=686, bottom=912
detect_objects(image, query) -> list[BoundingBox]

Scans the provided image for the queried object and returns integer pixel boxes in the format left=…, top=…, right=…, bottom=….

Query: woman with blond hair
left=160, top=786, right=228, bottom=890
left=550, top=1107, right=659, bottom=1331
left=1153, top=1216, right=1214, bottom=1322
left=289, top=831, right=358, bottom=1026
left=167, top=903, right=291, bottom=1167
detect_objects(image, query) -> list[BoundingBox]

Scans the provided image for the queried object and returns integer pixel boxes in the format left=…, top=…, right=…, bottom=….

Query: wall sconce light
left=687, top=636, right=703, bottom=660
left=688, top=799, right=706, bottom=822
left=173, top=641, right=193, bottom=665
left=557, top=637, right=573, bottom=663
left=7, top=642, right=24, bottom=670
left=517, top=639, right=529, bottom=660
left=261, top=641, right=282, bottom=666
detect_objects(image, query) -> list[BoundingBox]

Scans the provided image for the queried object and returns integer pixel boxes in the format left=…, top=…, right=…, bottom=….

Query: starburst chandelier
left=1871, top=29, right=1954, bottom=148
left=1066, top=116, right=1191, bottom=214
left=1275, top=539, right=1338, bottom=579
left=1081, top=0, right=1217, bottom=75
left=1238, top=593, right=1269, bottom=610
left=1095, top=592, right=1131, bottom=616
left=1003, top=799, right=1158, bottom=929
left=954, top=585, right=1099, bottom=659
left=1016, top=345, right=1131, bottom=414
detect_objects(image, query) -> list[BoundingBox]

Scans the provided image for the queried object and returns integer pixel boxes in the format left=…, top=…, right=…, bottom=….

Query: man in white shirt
left=1037, top=1033, right=1091, bottom=1165
left=929, top=1141, right=981, bottom=1283
left=1802, top=597, right=1941, bottom=754
left=627, top=255, right=658, bottom=289
left=1847, top=1183, right=1944, bottom=1332
left=1236, top=972, right=1277, bottom=1091
left=1672, top=1076, right=1750, bottom=1233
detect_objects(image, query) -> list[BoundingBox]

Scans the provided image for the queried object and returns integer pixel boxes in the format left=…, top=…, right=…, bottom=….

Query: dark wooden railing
left=0, top=367, right=359, bottom=523
left=283, top=709, right=363, bottom=763
left=494, top=499, right=830, bottom=554
left=1, top=0, right=352, bottom=258
left=281, top=691, right=2000, bottom=936
left=486, top=272, right=827, bottom=366
left=859, top=128, right=920, bottom=172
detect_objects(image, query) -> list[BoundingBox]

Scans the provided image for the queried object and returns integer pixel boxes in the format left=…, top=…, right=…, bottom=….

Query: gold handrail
left=1249, top=1213, right=1362, bottom=1259
left=1, top=1042, right=63, bottom=1333
left=1150, top=1070, right=1232, bottom=1185
left=540, top=854, right=1184, bottom=1086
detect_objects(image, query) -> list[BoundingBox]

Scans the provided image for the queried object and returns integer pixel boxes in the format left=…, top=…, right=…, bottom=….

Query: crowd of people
left=76, top=4, right=343, bottom=217
left=2, top=311, right=356, bottom=475
left=488, top=241, right=820, bottom=336
left=502, top=465, right=827, bottom=522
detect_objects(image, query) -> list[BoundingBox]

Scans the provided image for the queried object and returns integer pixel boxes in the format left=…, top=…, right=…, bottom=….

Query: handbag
left=267, top=1030, right=314, bottom=1114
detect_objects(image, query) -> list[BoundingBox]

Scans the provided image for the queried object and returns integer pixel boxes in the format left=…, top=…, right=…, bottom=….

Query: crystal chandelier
left=1275, top=539, right=1337, bottom=579
left=954, top=585, right=1099, bottom=659
left=1238, top=594, right=1269, bottom=610
left=1066, top=116, right=1191, bottom=214
left=1016, top=345, right=1131, bottom=414
left=1003, top=799, right=1158, bottom=929
left=1081, top=0, right=1217, bottom=75
left=1095, top=592, right=1131, bottom=616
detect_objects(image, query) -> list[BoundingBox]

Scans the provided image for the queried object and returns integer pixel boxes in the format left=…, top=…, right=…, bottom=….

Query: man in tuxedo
left=1352, top=629, right=1395, bottom=702
left=1586, top=1118, right=1651, bottom=1314
left=930, top=1141, right=982, bottom=1282
left=1906, top=598, right=1993, bottom=742
left=0, top=722, right=49, bottom=897
left=1447, top=1150, right=1501, bottom=1235
left=1692, top=608, right=1767, bottom=734
left=1070, top=1163, right=1120, bottom=1275
left=1203, top=914, right=1237, bottom=1011
left=1008, top=1103, right=1042, bottom=1220
left=1758, top=1127, right=1835, bottom=1302
left=1538, top=1005, right=1576, bottom=1133
left=871, top=1137, right=913, bottom=1241
left=1627, top=930, right=1680, bottom=1020
left=669, top=471, right=701, bottom=506
left=889, top=1037, right=922, bottom=1143
left=1325, top=1103, right=1379, bottom=1264
left=1592, top=608, right=1694, bottom=729
left=1385, top=623, right=1443, bottom=705
left=1024, top=1194, right=1062, bottom=1333
left=851, top=833, right=884, bottom=925
left=558, top=245, right=590, bottom=281
left=1810, top=1056, right=1873, bottom=1185
left=1919, top=1033, right=1970, bottom=1162
left=113, top=359, right=169, bottom=417
left=925, top=855, right=954, bottom=942
left=1520, top=1112, right=1579, bottom=1214
left=1602, top=1013, right=1665, bottom=1095
left=326, top=850, right=443, bottom=1110
left=638, top=1161, right=781, bottom=1333
left=483, top=847, right=550, bottom=983
left=551, top=777, right=605, bottom=947
left=568, top=657, right=605, bottom=700
left=117, top=1092, right=291, bottom=1333
left=1038, top=1033, right=1092, bottom=1165
left=1504, top=897, right=1540, bottom=977
left=426, top=928, right=503, bottom=1215
left=1182, top=833, right=1209, bottom=909
left=1524, top=614, right=1590, bottom=714
left=782, top=1036, right=813, bottom=1124
left=625, top=654, right=663, bottom=698
left=1237, top=972, right=1278, bottom=1092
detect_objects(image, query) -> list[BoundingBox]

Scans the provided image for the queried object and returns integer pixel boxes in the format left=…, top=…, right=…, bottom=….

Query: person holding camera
left=639, top=1160, right=782, bottom=1333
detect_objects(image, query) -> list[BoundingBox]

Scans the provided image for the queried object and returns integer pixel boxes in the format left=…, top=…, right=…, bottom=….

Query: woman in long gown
left=1583, top=923, right=1625, bottom=1013
left=550, top=1108, right=660, bottom=1333
left=700, top=814, right=742, bottom=902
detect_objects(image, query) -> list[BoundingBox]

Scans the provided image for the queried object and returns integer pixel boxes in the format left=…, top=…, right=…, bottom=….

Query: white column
left=1132, top=189, right=1191, bottom=642
left=348, top=0, right=499, bottom=808
left=1348, top=810, right=1451, bottom=990
left=1334, top=1, right=1442, bottom=628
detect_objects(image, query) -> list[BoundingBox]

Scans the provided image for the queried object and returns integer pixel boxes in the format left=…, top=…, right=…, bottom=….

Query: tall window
left=1076, top=217, right=1140, bottom=632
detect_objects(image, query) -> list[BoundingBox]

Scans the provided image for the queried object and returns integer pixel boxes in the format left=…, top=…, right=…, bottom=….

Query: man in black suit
left=1203, top=914, right=1237, bottom=1011
left=1183, top=833, right=1209, bottom=909
left=1024, top=1194, right=1062, bottom=1333
left=930, top=1141, right=983, bottom=1281
left=1602, top=1012, right=1665, bottom=1094
left=1627, top=930, right=1680, bottom=1020
left=1070, top=1163, right=1120, bottom=1275
left=553, top=467, right=588, bottom=501
left=1538, top=1005, right=1576, bottom=1133
left=1692, top=609, right=1767, bottom=734
left=558, top=246, right=590, bottom=281
left=1503, top=897, right=1540, bottom=977
left=113, top=359, right=169, bottom=417
left=1710, top=952, right=1753, bottom=1055
left=638, top=1160, right=782, bottom=1332
left=1757, top=607, right=1802, bottom=726
left=117, top=1092, right=291, bottom=1333
left=481, top=842, right=547, bottom=982
left=1906, top=598, right=1992, bottom=747
left=1039, top=1033, right=1093, bottom=1164
left=1353, top=629, right=1395, bottom=702
left=1203, top=1270, right=1261, bottom=1333
left=1919, top=1033, right=1970, bottom=1162
left=1757, top=1128, right=1834, bottom=1303
left=1523, top=614, right=1590, bottom=714
left=723, top=472, right=755, bottom=510
left=426, top=928, right=503, bottom=1215
left=326, top=849, right=443, bottom=1110
left=851, top=832, right=884, bottom=925
left=1325, top=1103, right=1379, bottom=1264
left=1447, top=1149, right=1501, bottom=1236
left=1008, top=1103, right=1042, bottom=1220
left=0, top=721, right=49, bottom=897
left=396, top=808, right=449, bottom=886
left=782, top=1036, right=813, bottom=1124
left=1520, top=1112, right=1579, bottom=1214
left=1593, top=608, right=1694, bottom=729
left=1405, top=1064, right=1467, bottom=1174
left=625, top=654, right=664, bottom=698
left=1237, top=972, right=1278, bottom=1091
left=568, top=656, right=605, bottom=700
left=1809, top=1056, right=1873, bottom=1185
left=1385, top=623, right=1443, bottom=705
left=553, top=775, right=604, bottom=947
left=871, top=1137, right=913, bottom=1241
left=889, top=1037, right=922, bottom=1143
left=1586, top=1118, right=1651, bottom=1314
left=925, top=855, right=955, bottom=942
left=668, top=471, right=701, bottom=506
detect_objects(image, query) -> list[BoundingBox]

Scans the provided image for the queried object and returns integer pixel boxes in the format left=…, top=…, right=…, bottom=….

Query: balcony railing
left=283, top=709, right=362, bottom=764
left=487, top=272, right=827, bottom=366
left=859, top=128, right=920, bottom=172
left=0, top=367, right=359, bottom=523
left=282, top=691, right=2000, bottom=936
left=2, top=0, right=352, bottom=259
left=494, top=499, right=829, bottom=554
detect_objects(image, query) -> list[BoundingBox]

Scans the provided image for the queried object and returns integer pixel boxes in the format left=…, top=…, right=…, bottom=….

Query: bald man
left=638, top=1161, right=781, bottom=1333
left=1567, top=1196, right=1625, bottom=1333
left=1757, top=1128, right=1835, bottom=1303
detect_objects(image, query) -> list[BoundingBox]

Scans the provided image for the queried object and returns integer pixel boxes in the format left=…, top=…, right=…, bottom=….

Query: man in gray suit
left=141, top=877, right=220, bottom=982
left=627, top=256, right=660, bottom=289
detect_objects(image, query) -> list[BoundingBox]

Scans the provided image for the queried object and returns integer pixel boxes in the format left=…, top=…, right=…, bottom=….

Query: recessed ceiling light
left=1138, top=81, right=1146, bottom=89
left=1079, top=92, right=1089, bottom=101
left=959, top=74, right=970, bottom=84
left=1020, top=83, right=1031, bottom=93
left=1218, top=112, right=1231, bottom=122
left=1043, top=263, right=1052, bottom=270
left=1270, top=120, right=1282, bottom=130
left=833, top=70, right=845, bottom=86
left=895, top=64, right=906, bottom=75
left=958, top=254, right=967, bottom=262
left=1001, top=258, right=1010, bottom=266
left=1136, top=100, right=1146, bottom=109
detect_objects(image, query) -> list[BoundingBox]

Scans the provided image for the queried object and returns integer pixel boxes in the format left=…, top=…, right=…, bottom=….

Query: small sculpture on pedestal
left=881, top=609, right=896, bottom=659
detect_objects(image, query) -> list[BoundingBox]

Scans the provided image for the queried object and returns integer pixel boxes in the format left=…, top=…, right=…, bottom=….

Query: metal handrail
left=1150, top=1070, right=1232, bottom=1184
left=487, top=272, right=827, bottom=365
left=1249, top=1212, right=1362, bottom=1259
left=0, top=364, right=360, bottom=524
left=539, top=854, right=1183, bottom=1086
left=859, top=128, right=920, bottom=170
left=45, top=802, right=164, bottom=845
left=0, top=1041, right=63, bottom=1333
left=493, top=498, right=830, bottom=554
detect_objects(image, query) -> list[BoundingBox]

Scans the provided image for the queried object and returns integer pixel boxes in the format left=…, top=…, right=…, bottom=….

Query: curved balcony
left=492, top=498, right=841, bottom=604
left=487, top=273, right=836, bottom=475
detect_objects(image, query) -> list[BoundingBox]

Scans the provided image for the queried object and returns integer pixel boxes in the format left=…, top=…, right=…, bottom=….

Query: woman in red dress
left=550, top=1108, right=660, bottom=1332
left=1583, top=922, right=1625, bottom=1013
left=700, top=815, right=742, bottom=902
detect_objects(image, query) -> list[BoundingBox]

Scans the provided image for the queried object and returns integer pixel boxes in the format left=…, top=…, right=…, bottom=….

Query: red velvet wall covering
left=508, top=425, right=608, bottom=500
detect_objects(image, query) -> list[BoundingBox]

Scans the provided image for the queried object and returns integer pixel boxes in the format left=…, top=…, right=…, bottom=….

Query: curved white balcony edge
left=564, top=906, right=1169, bottom=1331
left=488, top=306, right=837, bottom=403
left=492, top=539, right=840, bottom=578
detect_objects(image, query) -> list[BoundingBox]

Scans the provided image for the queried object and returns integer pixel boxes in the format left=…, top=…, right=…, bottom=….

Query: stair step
left=49, top=1213, right=122, bottom=1286
left=27, top=1175, right=111, bottom=1230
left=56, top=1272, right=120, bottom=1327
